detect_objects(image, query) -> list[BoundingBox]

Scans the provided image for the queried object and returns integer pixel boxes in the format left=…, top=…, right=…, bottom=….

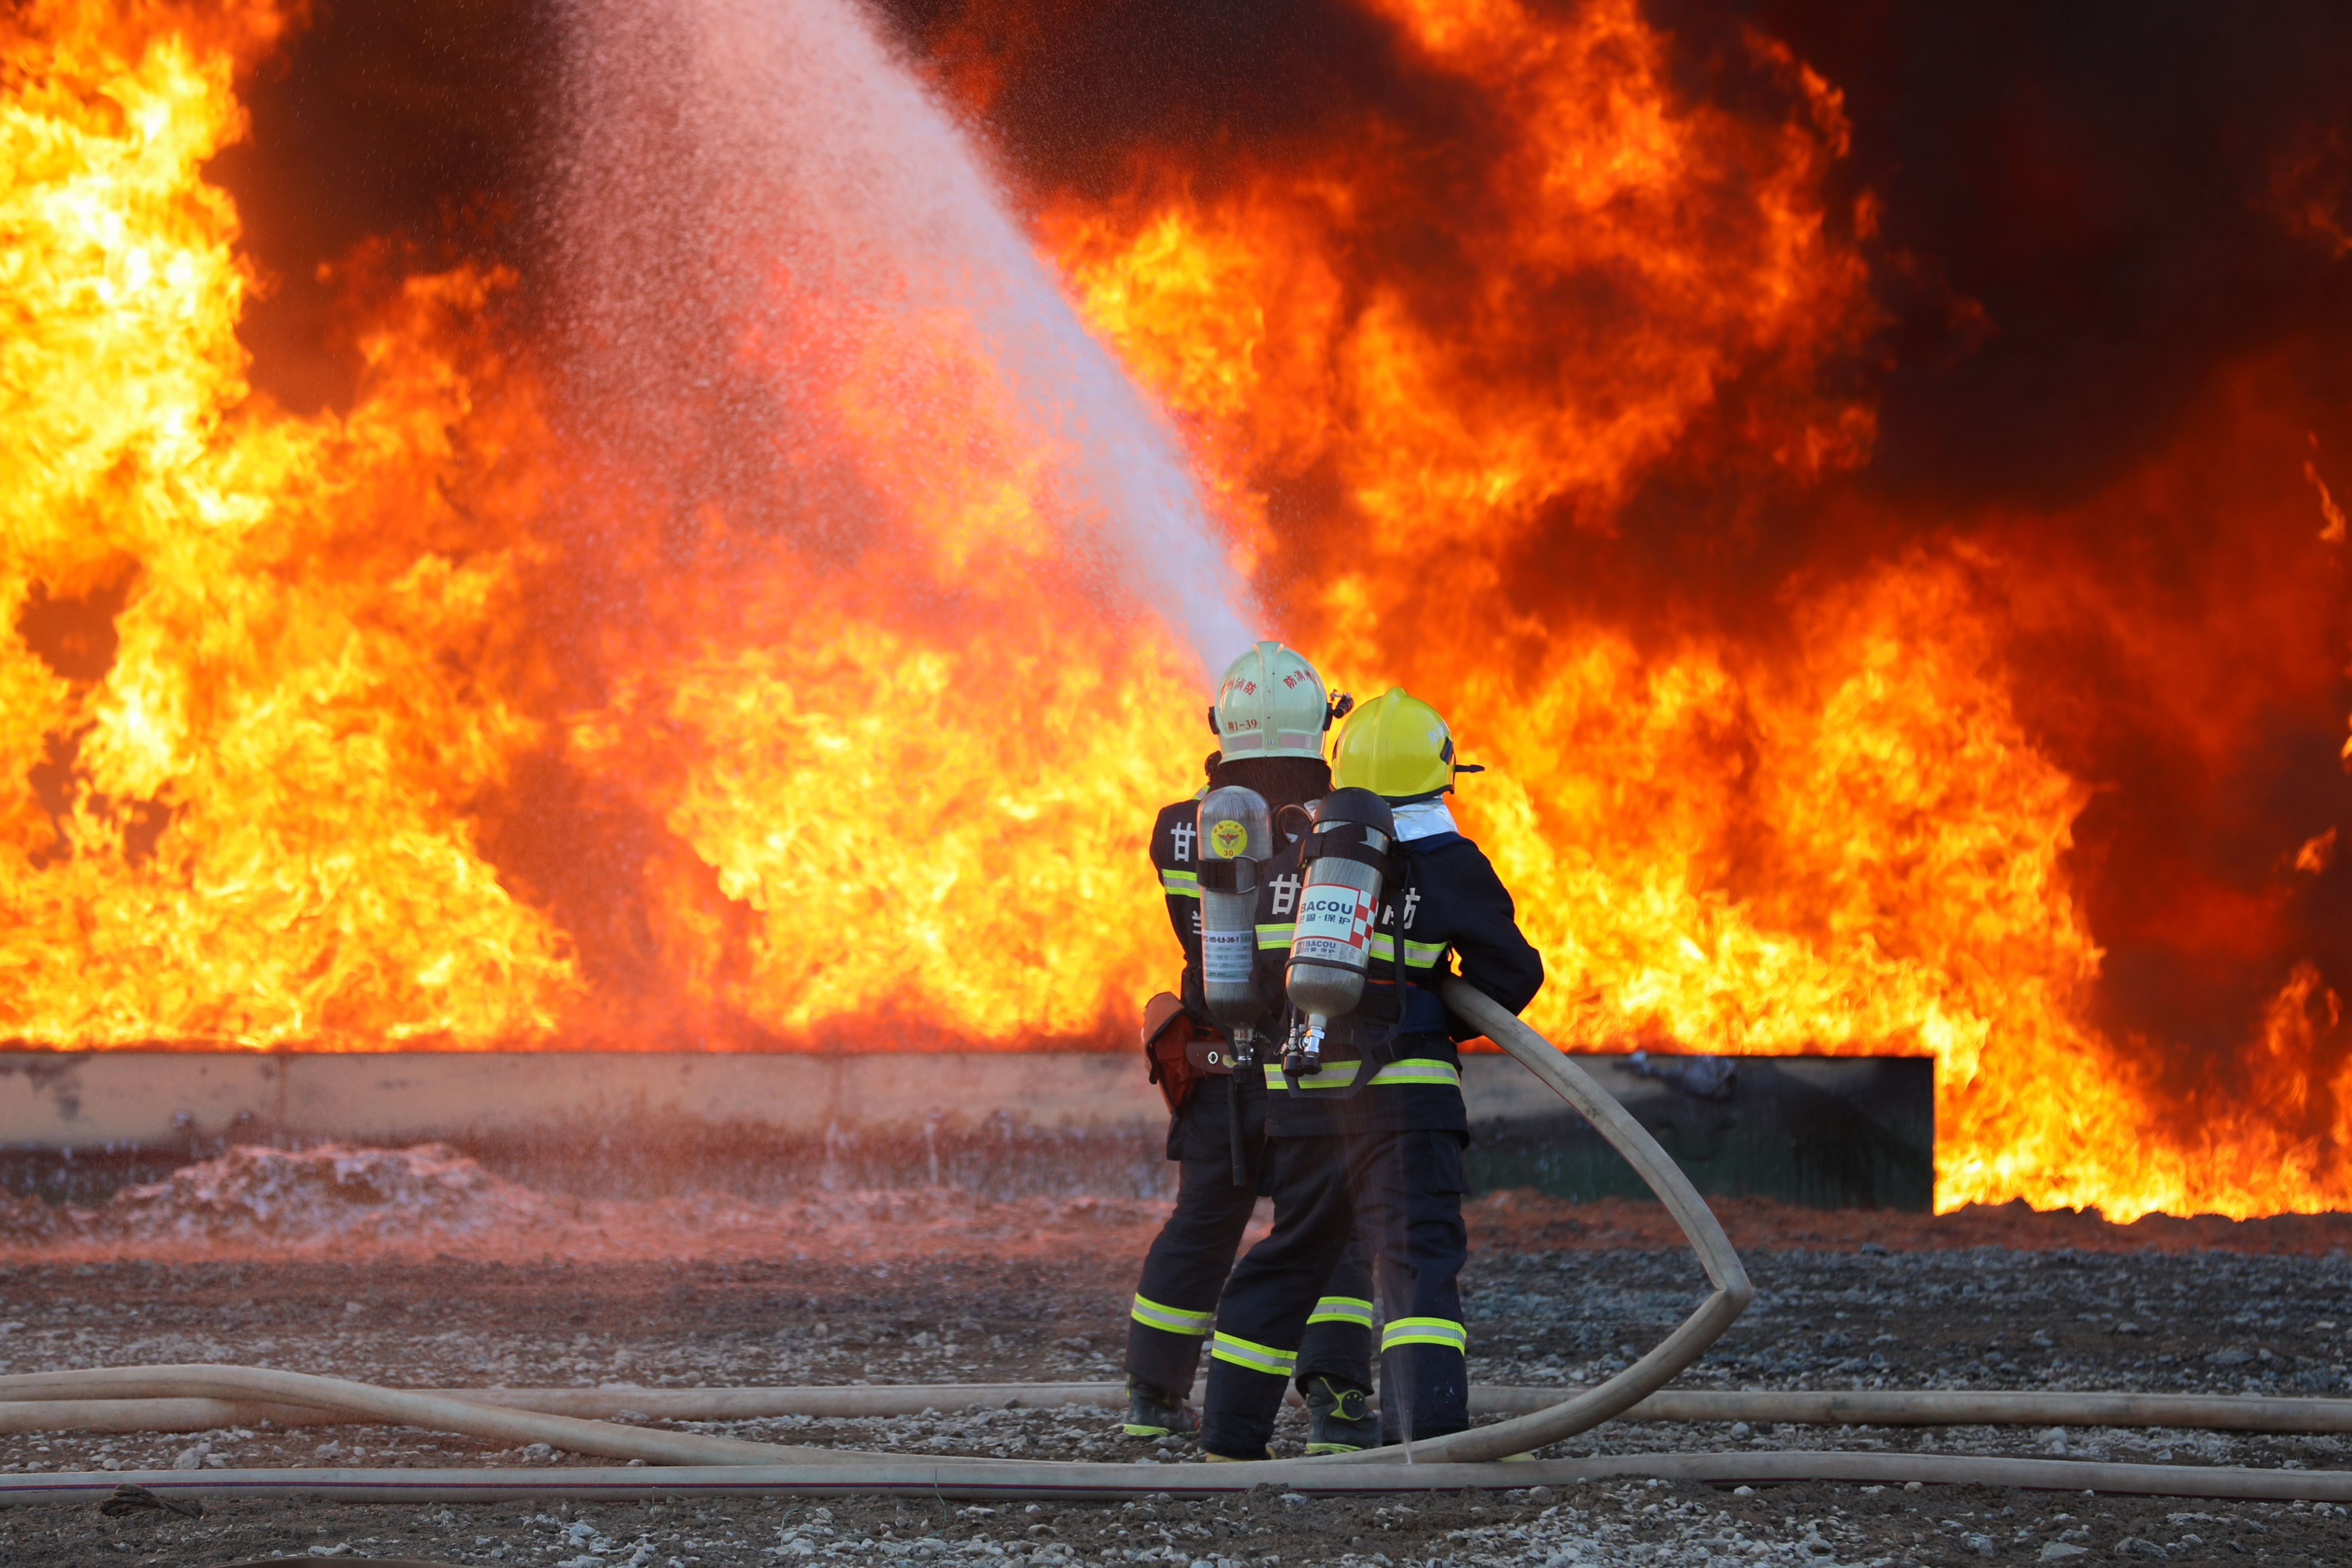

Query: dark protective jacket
left=1257, top=809, right=1543, bottom=1135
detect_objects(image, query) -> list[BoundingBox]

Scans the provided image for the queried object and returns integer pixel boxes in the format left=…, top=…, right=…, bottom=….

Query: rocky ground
left=0, top=1147, right=2346, bottom=1565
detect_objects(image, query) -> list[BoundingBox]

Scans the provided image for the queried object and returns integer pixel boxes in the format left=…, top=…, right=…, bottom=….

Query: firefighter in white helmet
left=1127, top=641, right=1382, bottom=1452
left=1199, top=686, right=1543, bottom=1460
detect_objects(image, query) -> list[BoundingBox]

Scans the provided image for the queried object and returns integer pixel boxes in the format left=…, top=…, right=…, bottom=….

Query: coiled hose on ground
left=1, top=982, right=2342, bottom=1504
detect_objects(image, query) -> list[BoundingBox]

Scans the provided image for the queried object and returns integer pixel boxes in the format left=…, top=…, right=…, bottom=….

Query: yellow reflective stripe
left=1130, top=1294, right=1215, bottom=1337
left=1255, top=922, right=1292, bottom=949
left=1382, top=1317, right=1467, bottom=1354
left=1402, top=939, right=1445, bottom=966
left=1162, top=870, right=1200, bottom=897
left=1368, top=1058, right=1461, bottom=1089
left=1307, top=1296, right=1375, bottom=1328
left=1265, top=1061, right=1361, bottom=1092
left=1369, top=932, right=1396, bottom=962
left=1210, top=1332, right=1297, bottom=1378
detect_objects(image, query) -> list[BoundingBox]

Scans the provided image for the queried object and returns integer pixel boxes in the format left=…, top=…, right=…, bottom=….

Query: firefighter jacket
left=1257, top=799, right=1543, bottom=1135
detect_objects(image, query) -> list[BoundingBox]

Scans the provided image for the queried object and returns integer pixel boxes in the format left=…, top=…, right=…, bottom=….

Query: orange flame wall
left=6, top=0, right=2352, bottom=1221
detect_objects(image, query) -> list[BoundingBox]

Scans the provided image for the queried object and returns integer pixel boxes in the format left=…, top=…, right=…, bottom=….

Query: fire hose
left=0, top=981, right=2344, bottom=1504
left=9, top=1380, right=2352, bottom=1439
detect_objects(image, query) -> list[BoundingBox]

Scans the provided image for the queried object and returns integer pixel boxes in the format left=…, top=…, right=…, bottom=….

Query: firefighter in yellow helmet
left=1126, top=642, right=1381, bottom=1452
left=1199, top=686, right=1542, bottom=1460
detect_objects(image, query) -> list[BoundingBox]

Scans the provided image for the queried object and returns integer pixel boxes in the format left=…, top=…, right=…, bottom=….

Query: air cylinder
left=1283, top=787, right=1396, bottom=1077
left=1195, top=785, right=1273, bottom=1059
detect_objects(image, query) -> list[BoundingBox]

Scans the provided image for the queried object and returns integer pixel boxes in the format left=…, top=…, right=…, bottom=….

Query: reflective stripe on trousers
left=1210, top=1331, right=1299, bottom=1378
left=1130, top=1293, right=1216, bottom=1337
left=1380, top=1316, right=1467, bottom=1354
left=1306, top=1295, right=1374, bottom=1329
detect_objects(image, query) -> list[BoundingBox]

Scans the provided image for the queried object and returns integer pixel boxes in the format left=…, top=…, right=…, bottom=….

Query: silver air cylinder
left=1283, top=788, right=1396, bottom=1078
left=1195, top=785, right=1273, bottom=1062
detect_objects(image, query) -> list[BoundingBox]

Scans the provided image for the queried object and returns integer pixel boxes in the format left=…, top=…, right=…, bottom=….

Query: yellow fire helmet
left=1211, top=640, right=1340, bottom=761
left=1330, top=686, right=1485, bottom=802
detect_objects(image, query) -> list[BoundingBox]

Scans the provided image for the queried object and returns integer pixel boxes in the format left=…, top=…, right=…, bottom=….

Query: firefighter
left=1199, top=687, right=1543, bottom=1460
left=1125, top=641, right=1382, bottom=1454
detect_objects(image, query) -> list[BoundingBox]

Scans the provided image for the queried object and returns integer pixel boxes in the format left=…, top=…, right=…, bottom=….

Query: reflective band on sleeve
left=1255, top=922, right=1293, bottom=949
left=1265, top=1060, right=1363, bottom=1092
left=1369, top=934, right=1446, bottom=966
left=1210, top=1332, right=1299, bottom=1378
left=1130, top=1294, right=1215, bottom=1337
left=1161, top=870, right=1200, bottom=898
left=1367, top=1058, right=1462, bottom=1089
left=1381, top=1316, right=1468, bottom=1354
left=1306, top=1295, right=1375, bottom=1328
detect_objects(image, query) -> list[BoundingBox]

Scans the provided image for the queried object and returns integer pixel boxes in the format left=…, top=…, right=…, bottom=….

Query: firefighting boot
left=1303, top=1375, right=1380, bottom=1455
left=1122, top=1375, right=1199, bottom=1440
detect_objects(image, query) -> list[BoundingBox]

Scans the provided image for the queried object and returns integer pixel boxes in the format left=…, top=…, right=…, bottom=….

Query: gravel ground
left=22, top=1480, right=2352, bottom=1568
left=0, top=1150, right=2346, bottom=1565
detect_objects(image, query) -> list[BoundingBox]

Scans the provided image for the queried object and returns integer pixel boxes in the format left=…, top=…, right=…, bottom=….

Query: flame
left=0, top=0, right=575, bottom=1047
left=2, top=0, right=1198, bottom=1053
left=7, top=0, right=2352, bottom=1221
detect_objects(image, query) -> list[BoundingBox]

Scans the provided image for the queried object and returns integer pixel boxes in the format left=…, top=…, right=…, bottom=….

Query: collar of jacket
left=1391, top=799, right=1458, bottom=842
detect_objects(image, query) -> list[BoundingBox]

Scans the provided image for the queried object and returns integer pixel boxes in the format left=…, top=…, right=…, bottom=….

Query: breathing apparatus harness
left=1191, top=688, right=1358, bottom=1079
left=1173, top=685, right=1362, bottom=1176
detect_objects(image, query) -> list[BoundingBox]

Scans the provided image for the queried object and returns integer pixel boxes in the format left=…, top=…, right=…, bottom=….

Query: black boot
left=1123, top=1375, right=1199, bottom=1440
left=1303, top=1376, right=1380, bottom=1454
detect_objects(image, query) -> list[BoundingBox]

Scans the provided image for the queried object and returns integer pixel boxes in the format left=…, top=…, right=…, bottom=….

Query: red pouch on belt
left=1140, top=992, right=1193, bottom=1114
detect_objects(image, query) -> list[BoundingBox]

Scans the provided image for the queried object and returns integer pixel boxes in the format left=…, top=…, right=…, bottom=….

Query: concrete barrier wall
left=0, top=1049, right=1936, bottom=1209
left=0, top=1051, right=1163, bottom=1146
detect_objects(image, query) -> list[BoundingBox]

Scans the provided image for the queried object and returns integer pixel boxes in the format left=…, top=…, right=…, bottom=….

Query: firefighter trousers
left=1124, top=1077, right=1375, bottom=1400
left=1200, top=1125, right=1470, bottom=1458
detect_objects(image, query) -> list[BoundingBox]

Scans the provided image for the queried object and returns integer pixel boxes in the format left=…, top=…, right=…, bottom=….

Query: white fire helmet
left=1211, top=640, right=1331, bottom=761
